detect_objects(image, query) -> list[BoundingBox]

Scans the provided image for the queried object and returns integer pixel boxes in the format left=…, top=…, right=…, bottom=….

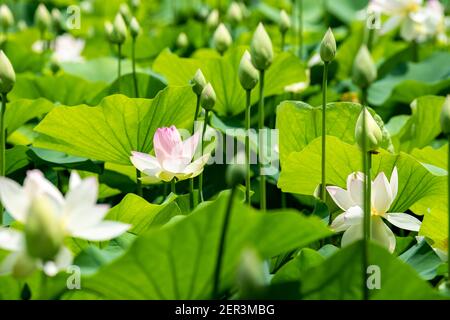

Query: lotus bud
left=12, top=253, right=36, bottom=278
left=25, top=196, right=64, bottom=261
left=206, top=9, right=219, bottom=29
left=49, top=56, right=61, bottom=74
left=200, top=83, right=216, bottom=111
left=355, top=108, right=383, bottom=152
left=0, top=5, right=14, bottom=31
left=112, top=13, right=127, bottom=44
left=440, top=96, right=450, bottom=135
left=176, top=32, right=189, bottom=49
left=238, top=50, right=259, bottom=91
left=190, top=69, right=207, bottom=96
left=352, top=45, right=377, bottom=88
left=17, top=20, right=27, bottom=31
left=130, top=17, right=141, bottom=38
left=250, top=23, right=273, bottom=71
left=279, top=10, right=291, bottom=34
left=131, top=0, right=140, bottom=12
left=227, top=2, right=243, bottom=25
left=213, top=23, right=232, bottom=55
left=51, top=8, right=63, bottom=33
left=320, top=28, right=336, bottom=63
left=226, top=163, right=246, bottom=187
left=119, top=3, right=133, bottom=25
left=104, top=21, right=114, bottom=42
left=236, top=248, right=266, bottom=298
left=35, top=3, right=52, bottom=33
left=0, top=50, right=16, bottom=94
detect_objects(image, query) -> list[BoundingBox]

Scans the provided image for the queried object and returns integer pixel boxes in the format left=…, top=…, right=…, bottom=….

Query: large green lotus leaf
left=276, top=101, right=392, bottom=165
left=9, top=74, right=106, bottom=106
left=326, top=0, right=368, bottom=24
left=390, top=96, right=446, bottom=152
left=153, top=47, right=307, bottom=116
left=278, top=136, right=446, bottom=215
left=105, top=193, right=182, bottom=235
left=295, top=241, right=441, bottom=299
left=62, top=191, right=332, bottom=299
left=399, top=239, right=442, bottom=281
left=89, top=73, right=166, bottom=104
left=6, top=145, right=30, bottom=175
left=411, top=144, right=447, bottom=171
left=33, top=87, right=196, bottom=165
left=368, top=52, right=450, bottom=107
left=0, top=275, right=22, bottom=300
left=5, top=99, right=54, bottom=137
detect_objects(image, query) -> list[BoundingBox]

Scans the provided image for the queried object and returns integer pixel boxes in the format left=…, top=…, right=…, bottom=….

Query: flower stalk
left=245, top=89, right=251, bottom=204
left=0, top=93, right=6, bottom=225
left=130, top=17, right=141, bottom=98
left=258, top=70, right=266, bottom=211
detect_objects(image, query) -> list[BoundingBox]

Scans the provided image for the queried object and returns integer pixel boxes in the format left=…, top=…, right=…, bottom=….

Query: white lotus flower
left=131, top=126, right=210, bottom=184
left=0, top=170, right=130, bottom=277
left=327, top=167, right=422, bottom=253
left=369, top=0, right=444, bottom=43
left=32, top=33, right=85, bottom=62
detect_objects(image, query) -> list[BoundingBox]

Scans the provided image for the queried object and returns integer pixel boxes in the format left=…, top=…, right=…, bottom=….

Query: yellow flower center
left=406, top=2, right=420, bottom=13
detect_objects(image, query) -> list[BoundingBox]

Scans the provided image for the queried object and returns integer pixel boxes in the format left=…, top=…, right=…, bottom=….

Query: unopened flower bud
left=0, top=5, right=14, bottom=31
left=213, top=23, right=232, bottom=55
left=440, top=96, right=450, bottom=135
left=131, top=0, right=140, bottom=12
left=119, top=3, right=132, bottom=25
left=104, top=21, right=114, bottom=42
left=226, top=163, right=246, bottom=187
left=0, top=50, right=16, bottom=94
left=35, top=3, right=52, bottom=33
left=227, top=2, right=243, bottom=25
left=130, top=17, right=141, bottom=38
left=236, top=248, right=266, bottom=298
left=355, top=108, right=383, bottom=152
left=206, top=9, right=219, bottom=29
left=200, top=83, right=216, bottom=111
left=190, top=69, right=207, bottom=96
left=279, top=10, right=291, bottom=34
left=25, top=196, right=64, bottom=261
left=250, top=23, right=273, bottom=70
left=320, top=28, right=336, bottom=63
left=352, top=45, right=377, bottom=88
left=238, top=50, right=259, bottom=91
left=112, top=13, right=127, bottom=44
left=176, top=32, right=189, bottom=48
left=51, top=8, right=63, bottom=33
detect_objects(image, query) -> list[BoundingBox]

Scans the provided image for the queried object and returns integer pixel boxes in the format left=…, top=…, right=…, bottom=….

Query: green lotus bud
left=0, top=50, right=15, bottom=94
left=440, top=96, right=450, bottom=135
left=226, top=163, right=246, bottom=187
left=206, top=9, right=219, bottom=29
left=120, top=3, right=132, bottom=25
left=12, top=253, right=36, bottom=278
left=213, top=23, right=232, bottom=55
left=320, top=28, right=336, bottom=63
left=112, top=13, right=127, bottom=44
left=51, top=8, right=63, bottom=33
left=0, top=5, right=14, bottom=31
left=355, top=108, right=383, bottom=152
left=227, top=2, right=243, bottom=25
left=25, top=196, right=64, bottom=262
left=279, top=10, right=291, bottom=34
left=49, top=56, right=60, bottom=74
left=176, top=32, right=189, bottom=48
left=35, top=3, right=52, bottom=33
left=352, top=45, right=377, bottom=88
left=190, top=69, right=207, bottom=96
left=129, top=17, right=141, bottom=38
left=200, top=83, right=216, bottom=111
left=250, top=23, right=273, bottom=71
left=239, top=50, right=259, bottom=91
left=131, top=0, right=140, bottom=11
left=104, top=21, right=114, bottom=42
left=236, top=248, right=266, bottom=298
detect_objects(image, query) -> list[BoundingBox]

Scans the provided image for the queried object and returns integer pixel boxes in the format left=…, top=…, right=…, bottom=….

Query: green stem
left=367, top=27, right=375, bottom=52
left=189, top=178, right=195, bottom=210
left=117, top=44, right=122, bottom=93
left=245, top=89, right=252, bottom=205
left=199, top=110, right=210, bottom=202
left=193, top=94, right=201, bottom=131
left=132, top=38, right=139, bottom=98
left=411, top=40, right=419, bottom=63
left=281, top=31, right=286, bottom=52
left=447, top=135, right=450, bottom=285
left=213, top=187, right=236, bottom=298
left=297, top=0, right=303, bottom=59
left=322, top=62, right=329, bottom=213
left=258, top=70, right=266, bottom=212
left=281, top=192, right=287, bottom=209
left=136, top=169, right=143, bottom=197
left=171, top=178, right=176, bottom=194
left=0, top=93, right=6, bottom=225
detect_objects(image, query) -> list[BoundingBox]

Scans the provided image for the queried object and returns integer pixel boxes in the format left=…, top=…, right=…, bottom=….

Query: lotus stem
left=412, top=40, right=419, bottom=63
left=132, top=38, right=139, bottom=98
left=171, top=178, right=176, bottom=194
left=362, top=105, right=371, bottom=301
left=213, top=187, right=236, bottom=298
left=190, top=94, right=201, bottom=208
left=298, top=0, right=303, bottom=58
left=199, top=109, right=210, bottom=202
left=281, top=31, right=286, bottom=52
left=322, top=62, right=329, bottom=212
left=447, top=135, right=450, bottom=286
left=0, top=93, right=6, bottom=225
left=117, top=44, right=122, bottom=93
left=245, top=89, right=251, bottom=205
left=258, top=70, right=266, bottom=212
left=189, top=178, right=195, bottom=210
left=136, top=169, right=143, bottom=197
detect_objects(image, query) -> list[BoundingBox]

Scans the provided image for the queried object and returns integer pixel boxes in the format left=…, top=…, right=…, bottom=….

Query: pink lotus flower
left=130, top=126, right=209, bottom=183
